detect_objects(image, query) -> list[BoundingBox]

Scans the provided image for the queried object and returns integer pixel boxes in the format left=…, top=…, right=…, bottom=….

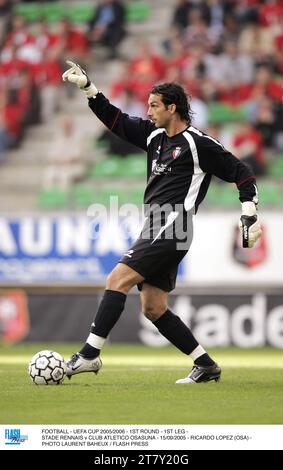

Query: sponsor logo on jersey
left=153, top=163, right=172, bottom=175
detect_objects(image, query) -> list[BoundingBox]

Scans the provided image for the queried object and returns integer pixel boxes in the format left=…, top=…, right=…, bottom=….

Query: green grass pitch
left=1, top=344, right=283, bottom=424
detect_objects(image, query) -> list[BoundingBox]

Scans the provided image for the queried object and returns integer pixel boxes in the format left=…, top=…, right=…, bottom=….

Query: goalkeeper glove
left=239, top=201, right=262, bottom=248
left=62, top=60, right=98, bottom=98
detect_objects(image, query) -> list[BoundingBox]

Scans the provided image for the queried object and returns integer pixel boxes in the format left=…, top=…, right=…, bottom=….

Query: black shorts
left=119, top=211, right=193, bottom=292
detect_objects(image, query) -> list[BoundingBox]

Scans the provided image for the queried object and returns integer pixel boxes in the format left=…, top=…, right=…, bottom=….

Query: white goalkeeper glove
left=62, top=60, right=98, bottom=98
left=239, top=201, right=262, bottom=248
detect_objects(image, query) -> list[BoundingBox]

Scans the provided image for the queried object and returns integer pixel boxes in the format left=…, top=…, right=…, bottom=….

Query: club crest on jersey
left=172, top=147, right=181, bottom=159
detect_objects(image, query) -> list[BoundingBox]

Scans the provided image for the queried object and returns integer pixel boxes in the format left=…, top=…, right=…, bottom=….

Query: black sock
left=79, top=289, right=126, bottom=358
left=194, top=353, right=215, bottom=367
left=153, top=309, right=199, bottom=355
left=79, top=343, right=101, bottom=359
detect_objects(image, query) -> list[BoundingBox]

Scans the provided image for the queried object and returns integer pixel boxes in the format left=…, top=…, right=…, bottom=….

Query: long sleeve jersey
left=88, top=93, right=258, bottom=213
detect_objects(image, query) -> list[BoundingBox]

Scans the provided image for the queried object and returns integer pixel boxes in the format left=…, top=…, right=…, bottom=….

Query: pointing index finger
left=66, top=60, right=77, bottom=68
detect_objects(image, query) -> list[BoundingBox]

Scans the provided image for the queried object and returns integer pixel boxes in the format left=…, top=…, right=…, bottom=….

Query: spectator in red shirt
left=33, top=18, right=60, bottom=55
left=250, top=65, right=283, bottom=103
left=259, top=0, right=283, bottom=27
left=232, top=122, right=265, bottom=175
left=273, top=12, right=283, bottom=51
left=57, top=17, right=89, bottom=62
left=4, top=15, right=33, bottom=49
left=0, top=45, right=28, bottom=86
left=167, top=36, right=191, bottom=78
left=110, top=53, right=155, bottom=106
left=31, top=50, right=63, bottom=122
left=129, top=41, right=166, bottom=82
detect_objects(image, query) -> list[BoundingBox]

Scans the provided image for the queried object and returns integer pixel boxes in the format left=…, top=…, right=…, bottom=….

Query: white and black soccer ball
left=28, top=350, right=67, bottom=385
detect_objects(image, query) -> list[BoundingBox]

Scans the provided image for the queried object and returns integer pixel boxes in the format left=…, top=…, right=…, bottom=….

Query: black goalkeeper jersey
left=88, top=93, right=258, bottom=213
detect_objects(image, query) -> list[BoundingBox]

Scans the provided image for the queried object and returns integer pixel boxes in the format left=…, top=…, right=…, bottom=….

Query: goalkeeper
left=62, top=61, right=262, bottom=384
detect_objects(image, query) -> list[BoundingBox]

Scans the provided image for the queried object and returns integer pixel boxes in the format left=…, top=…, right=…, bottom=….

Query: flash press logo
left=5, top=429, right=28, bottom=445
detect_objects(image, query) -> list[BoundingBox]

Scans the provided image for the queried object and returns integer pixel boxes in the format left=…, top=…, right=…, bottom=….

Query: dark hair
left=150, top=82, right=192, bottom=124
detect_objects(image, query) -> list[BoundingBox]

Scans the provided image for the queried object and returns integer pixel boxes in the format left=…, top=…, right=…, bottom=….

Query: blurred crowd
left=0, top=0, right=282, bottom=178
left=0, top=0, right=126, bottom=163
left=107, top=0, right=283, bottom=176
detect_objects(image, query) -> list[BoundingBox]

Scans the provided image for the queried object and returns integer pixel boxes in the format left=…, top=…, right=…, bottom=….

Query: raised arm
left=62, top=60, right=154, bottom=151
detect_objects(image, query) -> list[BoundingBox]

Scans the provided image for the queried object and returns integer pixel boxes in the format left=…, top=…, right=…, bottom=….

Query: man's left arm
left=197, top=137, right=262, bottom=248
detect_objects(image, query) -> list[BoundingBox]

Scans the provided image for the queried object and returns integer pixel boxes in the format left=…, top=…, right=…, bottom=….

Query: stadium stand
left=14, top=2, right=151, bottom=24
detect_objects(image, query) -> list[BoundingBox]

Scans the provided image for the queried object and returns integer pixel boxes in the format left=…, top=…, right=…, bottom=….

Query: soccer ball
left=28, top=350, right=67, bottom=385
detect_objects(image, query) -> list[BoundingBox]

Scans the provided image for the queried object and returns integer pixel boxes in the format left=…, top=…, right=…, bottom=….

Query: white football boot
left=66, top=353, right=102, bottom=379
left=176, top=363, right=221, bottom=384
